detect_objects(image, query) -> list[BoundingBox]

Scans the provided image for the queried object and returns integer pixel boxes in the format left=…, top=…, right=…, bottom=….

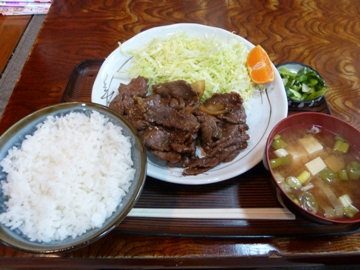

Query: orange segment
left=247, top=45, right=275, bottom=84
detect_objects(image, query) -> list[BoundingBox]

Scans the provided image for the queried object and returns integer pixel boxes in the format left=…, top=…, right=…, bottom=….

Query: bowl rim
left=0, top=102, right=147, bottom=253
left=265, top=112, right=360, bottom=224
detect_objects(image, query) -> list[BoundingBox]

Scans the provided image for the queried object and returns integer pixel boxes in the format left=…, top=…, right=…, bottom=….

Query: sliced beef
left=109, top=76, right=148, bottom=114
left=163, top=109, right=200, bottom=134
left=152, top=80, right=200, bottom=108
left=169, top=130, right=197, bottom=154
left=183, top=156, right=220, bottom=176
left=202, top=92, right=247, bottom=124
left=150, top=150, right=182, bottom=164
left=196, top=110, right=221, bottom=144
left=119, top=76, right=149, bottom=97
left=138, top=95, right=173, bottom=126
left=141, top=126, right=172, bottom=152
left=109, top=77, right=250, bottom=177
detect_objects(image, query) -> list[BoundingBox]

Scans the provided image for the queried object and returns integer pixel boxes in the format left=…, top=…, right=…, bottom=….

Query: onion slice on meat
left=191, top=80, right=205, bottom=98
left=198, top=103, right=227, bottom=115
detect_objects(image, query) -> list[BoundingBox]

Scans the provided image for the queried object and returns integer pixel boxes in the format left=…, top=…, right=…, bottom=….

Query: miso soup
left=269, top=124, right=360, bottom=220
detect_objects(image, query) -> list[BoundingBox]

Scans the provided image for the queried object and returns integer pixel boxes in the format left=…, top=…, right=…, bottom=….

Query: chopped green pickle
left=319, top=167, right=336, bottom=183
left=278, top=66, right=328, bottom=102
left=346, top=161, right=360, bottom=180
left=309, top=78, right=318, bottom=86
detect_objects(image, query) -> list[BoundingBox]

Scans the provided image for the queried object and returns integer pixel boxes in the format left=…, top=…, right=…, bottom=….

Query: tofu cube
left=305, top=156, right=327, bottom=176
left=299, top=135, right=323, bottom=155
left=274, top=148, right=289, bottom=158
left=286, top=145, right=307, bottom=161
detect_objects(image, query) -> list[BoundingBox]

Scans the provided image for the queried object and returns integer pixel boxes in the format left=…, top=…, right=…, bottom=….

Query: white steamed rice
left=0, top=111, right=135, bottom=243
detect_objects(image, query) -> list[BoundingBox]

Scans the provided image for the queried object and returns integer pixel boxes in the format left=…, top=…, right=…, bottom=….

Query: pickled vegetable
left=278, top=66, right=328, bottom=102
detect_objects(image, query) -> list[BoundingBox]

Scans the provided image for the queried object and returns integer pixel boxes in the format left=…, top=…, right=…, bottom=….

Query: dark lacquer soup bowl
left=264, top=112, right=360, bottom=225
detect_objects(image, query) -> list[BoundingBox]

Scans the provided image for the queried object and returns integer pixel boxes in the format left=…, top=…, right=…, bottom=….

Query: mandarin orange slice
left=247, top=45, right=275, bottom=84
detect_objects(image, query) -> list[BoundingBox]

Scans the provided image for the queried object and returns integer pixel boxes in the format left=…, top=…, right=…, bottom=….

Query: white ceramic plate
left=92, top=23, right=288, bottom=185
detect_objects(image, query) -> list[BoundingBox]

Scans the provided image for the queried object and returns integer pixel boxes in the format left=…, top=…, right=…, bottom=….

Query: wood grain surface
left=0, top=0, right=360, bottom=268
left=0, top=15, right=31, bottom=75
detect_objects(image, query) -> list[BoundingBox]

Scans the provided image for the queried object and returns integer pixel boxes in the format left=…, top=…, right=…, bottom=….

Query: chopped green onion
left=319, top=167, right=336, bottom=183
left=300, top=192, right=318, bottom=213
left=297, top=170, right=311, bottom=184
left=333, top=140, right=350, bottom=153
left=338, top=169, right=349, bottom=180
left=346, top=161, right=360, bottom=180
left=286, top=176, right=302, bottom=189
left=270, top=158, right=282, bottom=168
left=269, top=155, right=291, bottom=169
left=271, top=136, right=287, bottom=149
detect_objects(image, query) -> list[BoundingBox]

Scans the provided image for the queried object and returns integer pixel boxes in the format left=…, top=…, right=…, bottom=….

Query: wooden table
left=1, top=0, right=360, bottom=268
left=0, top=15, right=32, bottom=76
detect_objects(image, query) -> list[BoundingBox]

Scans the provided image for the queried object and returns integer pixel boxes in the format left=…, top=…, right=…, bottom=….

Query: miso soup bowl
left=264, top=112, right=360, bottom=225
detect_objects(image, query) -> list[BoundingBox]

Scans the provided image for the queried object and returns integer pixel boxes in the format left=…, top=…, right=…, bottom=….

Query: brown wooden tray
left=61, top=59, right=360, bottom=238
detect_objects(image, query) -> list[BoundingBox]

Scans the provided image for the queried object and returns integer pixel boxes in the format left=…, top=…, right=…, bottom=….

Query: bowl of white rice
left=0, top=102, right=146, bottom=253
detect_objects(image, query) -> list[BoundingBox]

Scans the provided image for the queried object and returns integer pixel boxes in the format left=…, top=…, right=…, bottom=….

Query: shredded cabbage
left=120, top=32, right=256, bottom=102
